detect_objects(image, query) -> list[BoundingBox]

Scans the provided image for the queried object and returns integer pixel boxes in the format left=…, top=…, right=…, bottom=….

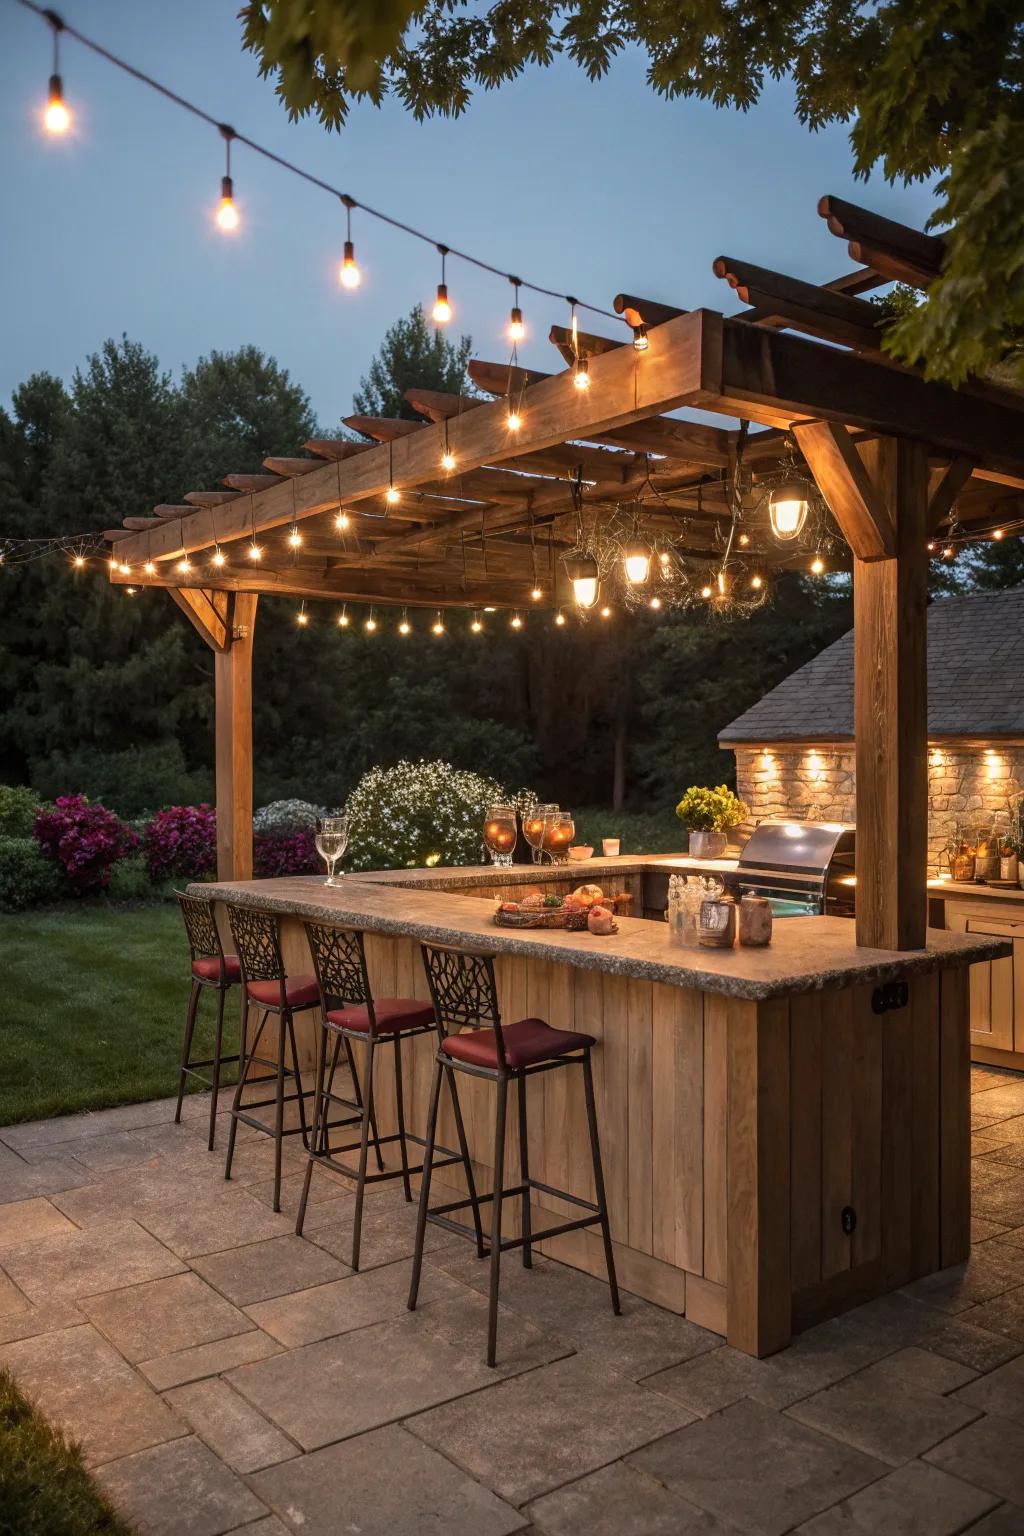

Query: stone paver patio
left=4, top=1066, right=1024, bottom=1533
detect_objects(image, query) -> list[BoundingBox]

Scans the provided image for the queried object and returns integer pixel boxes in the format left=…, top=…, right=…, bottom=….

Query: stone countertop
left=348, top=853, right=740, bottom=890
left=929, top=879, right=1024, bottom=906
left=193, top=870, right=1011, bottom=1003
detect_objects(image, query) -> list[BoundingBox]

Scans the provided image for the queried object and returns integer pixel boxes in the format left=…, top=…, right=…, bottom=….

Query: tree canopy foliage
left=352, top=306, right=473, bottom=419
left=241, top=0, right=1024, bottom=386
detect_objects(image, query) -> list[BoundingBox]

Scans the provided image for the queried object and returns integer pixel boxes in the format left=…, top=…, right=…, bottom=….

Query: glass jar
left=523, top=803, right=557, bottom=865
left=666, top=874, right=701, bottom=948
left=482, top=804, right=518, bottom=867
left=542, top=808, right=576, bottom=865
left=699, top=879, right=737, bottom=948
left=974, top=827, right=1000, bottom=883
left=739, top=887, right=773, bottom=947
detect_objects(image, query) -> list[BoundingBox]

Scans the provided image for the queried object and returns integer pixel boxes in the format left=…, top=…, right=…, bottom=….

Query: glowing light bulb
left=288, top=526, right=302, bottom=547
left=738, top=532, right=750, bottom=546
left=118, top=562, right=131, bottom=576
left=507, top=411, right=522, bottom=432
left=44, top=76, right=70, bottom=135
left=768, top=481, right=809, bottom=541
left=212, top=547, right=226, bottom=567
left=751, top=574, right=763, bottom=589
left=471, top=617, right=483, bottom=633
left=248, top=543, right=262, bottom=561
left=144, top=561, right=156, bottom=576
left=508, top=306, right=525, bottom=342
left=573, top=357, right=590, bottom=391
left=511, top=613, right=523, bottom=630
left=216, top=176, right=239, bottom=232
left=440, top=450, right=456, bottom=472
left=385, top=486, right=400, bottom=506
left=555, top=610, right=566, bottom=626
left=109, top=558, right=117, bottom=573
left=398, top=619, right=411, bottom=635
left=432, top=615, right=445, bottom=635
left=701, top=584, right=713, bottom=599
left=993, top=528, right=1004, bottom=540
left=600, top=605, right=612, bottom=618
left=432, top=283, right=452, bottom=324
left=927, top=542, right=936, bottom=553
left=943, top=545, right=954, bottom=559
left=365, top=616, right=377, bottom=633
left=650, top=596, right=662, bottom=610
left=623, top=545, right=650, bottom=585
left=335, top=510, right=350, bottom=531
left=571, top=559, right=599, bottom=610
left=177, top=556, right=191, bottom=573
left=530, top=587, right=543, bottom=602
left=125, top=586, right=137, bottom=596
left=632, top=324, right=649, bottom=352
left=338, top=611, right=349, bottom=627
left=73, top=555, right=85, bottom=569
left=811, top=556, right=825, bottom=575
left=339, top=240, right=360, bottom=289
left=297, top=608, right=308, bottom=627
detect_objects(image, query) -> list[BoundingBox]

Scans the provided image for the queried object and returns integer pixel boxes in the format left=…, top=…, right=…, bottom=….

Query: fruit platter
left=493, top=885, right=628, bottom=935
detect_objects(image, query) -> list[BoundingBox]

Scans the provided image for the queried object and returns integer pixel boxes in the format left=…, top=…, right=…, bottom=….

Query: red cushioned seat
left=442, top=1017, right=593, bottom=1070
left=247, top=975, right=321, bottom=1009
left=192, top=955, right=241, bottom=984
left=326, top=997, right=435, bottom=1035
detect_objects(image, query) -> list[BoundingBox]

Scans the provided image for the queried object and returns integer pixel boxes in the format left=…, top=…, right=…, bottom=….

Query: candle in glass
left=523, top=803, right=557, bottom=864
left=543, top=810, right=576, bottom=864
left=483, top=804, right=518, bottom=867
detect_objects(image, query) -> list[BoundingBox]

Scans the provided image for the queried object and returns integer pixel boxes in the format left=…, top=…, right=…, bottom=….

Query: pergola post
left=794, top=427, right=929, bottom=950
left=167, top=587, right=258, bottom=881
left=214, top=592, right=258, bottom=881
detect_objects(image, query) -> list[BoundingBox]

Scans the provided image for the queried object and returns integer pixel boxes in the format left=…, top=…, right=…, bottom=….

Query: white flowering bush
left=253, top=799, right=326, bottom=835
left=344, top=760, right=534, bottom=871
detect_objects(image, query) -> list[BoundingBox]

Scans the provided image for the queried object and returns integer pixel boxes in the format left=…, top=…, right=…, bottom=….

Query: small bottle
left=739, top=886, right=773, bottom=947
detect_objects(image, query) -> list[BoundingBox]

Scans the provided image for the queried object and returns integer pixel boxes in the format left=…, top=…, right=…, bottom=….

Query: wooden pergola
left=107, top=195, right=1024, bottom=952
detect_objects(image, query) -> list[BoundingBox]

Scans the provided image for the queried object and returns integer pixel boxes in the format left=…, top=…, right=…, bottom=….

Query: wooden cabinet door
left=946, top=901, right=1022, bottom=1053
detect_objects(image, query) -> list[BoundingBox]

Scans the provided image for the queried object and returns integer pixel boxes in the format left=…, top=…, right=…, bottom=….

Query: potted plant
left=945, top=818, right=976, bottom=882
left=1004, top=795, right=1024, bottom=885
left=674, top=785, right=748, bottom=859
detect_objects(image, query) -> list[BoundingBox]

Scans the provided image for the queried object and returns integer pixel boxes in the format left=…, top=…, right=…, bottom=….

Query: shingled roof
left=719, top=587, right=1024, bottom=743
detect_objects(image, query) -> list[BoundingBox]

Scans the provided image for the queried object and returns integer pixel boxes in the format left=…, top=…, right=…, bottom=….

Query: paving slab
left=244, top=1256, right=465, bottom=1348
left=834, top=1292, right=1023, bottom=1373
left=66, top=1123, right=216, bottom=1174
left=408, top=1353, right=693, bottom=1507
left=956, top=1508, right=1024, bottom=1536
left=959, top=1285, right=1024, bottom=1342
left=791, top=1460, right=999, bottom=1534
left=978, top=1114, right=1024, bottom=1145
left=228, top=1293, right=571, bottom=1451
left=786, top=1348, right=981, bottom=1466
left=626, top=1397, right=886, bottom=1536
left=96, top=1435, right=267, bottom=1536
left=0, top=1295, right=82, bottom=1345
left=432, top=1248, right=718, bottom=1381
left=973, top=1176, right=1024, bottom=1228
left=0, top=1323, right=186, bottom=1467
left=0, top=1098, right=178, bottom=1152
left=925, top=1413, right=1024, bottom=1505
left=0, top=1218, right=185, bottom=1301
left=0, top=1195, right=79, bottom=1246
left=0, top=1270, right=29, bottom=1316
left=526, top=1459, right=733, bottom=1535
left=954, top=1352, right=1024, bottom=1424
left=137, top=1186, right=295, bottom=1258
left=191, top=1234, right=351, bottom=1307
left=244, top=1170, right=354, bottom=1223
left=165, top=1378, right=298, bottom=1473
left=0, top=1155, right=93, bottom=1200
left=308, top=1187, right=458, bottom=1270
left=51, top=1159, right=230, bottom=1227
left=79, top=1271, right=254, bottom=1363
left=139, top=1328, right=284, bottom=1392
left=249, top=1424, right=528, bottom=1535
left=962, top=1082, right=1024, bottom=1122
left=901, top=1244, right=1024, bottom=1315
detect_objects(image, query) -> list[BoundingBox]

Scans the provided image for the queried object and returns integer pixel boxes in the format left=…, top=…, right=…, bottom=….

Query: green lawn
left=0, top=903, right=236, bottom=1128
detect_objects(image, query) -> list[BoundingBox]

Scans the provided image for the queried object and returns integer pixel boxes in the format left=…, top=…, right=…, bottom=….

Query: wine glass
left=483, top=804, right=518, bottom=868
left=543, top=809, right=575, bottom=865
left=523, top=803, right=557, bottom=865
left=315, top=815, right=349, bottom=887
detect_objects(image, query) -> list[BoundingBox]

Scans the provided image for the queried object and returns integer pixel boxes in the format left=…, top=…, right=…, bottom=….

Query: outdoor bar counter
left=197, top=861, right=1010, bottom=1358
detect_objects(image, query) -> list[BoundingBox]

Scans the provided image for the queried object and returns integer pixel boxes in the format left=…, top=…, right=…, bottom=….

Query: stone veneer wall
left=732, top=743, right=1024, bottom=875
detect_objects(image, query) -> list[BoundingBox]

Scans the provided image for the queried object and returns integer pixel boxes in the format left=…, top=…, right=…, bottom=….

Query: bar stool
left=409, top=941, right=620, bottom=1366
left=223, top=903, right=318, bottom=1211
left=174, top=890, right=243, bottom=1151
left=295, top=921, right=484, bottom=1272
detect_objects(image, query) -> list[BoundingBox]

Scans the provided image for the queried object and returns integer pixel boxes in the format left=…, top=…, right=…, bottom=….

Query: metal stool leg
left=175, top=980, right=202, bottom=1123
left=487, top=1076, right=509, bottom=1368
left=582, top=1049, right=620, bottom=1315
left=350, top=1038, right=377, bottom=1272
left=272, top=1017, right=288, bottom=1213
left=517, top=1072, right=532, bottom=1269
left=393, top=1033, right=413, bottom=1203
left=225, top=1008, right=267, bottom=1181
left=285, top=1012, right=311, bottom=1152
left=296, top=1018, right=329, bottom=1237
left=445, top=1067, right=485, bottom=1258
left=207, top=984, right=227, bottom=1151
left=408, top=1058, right=443, bottom=1311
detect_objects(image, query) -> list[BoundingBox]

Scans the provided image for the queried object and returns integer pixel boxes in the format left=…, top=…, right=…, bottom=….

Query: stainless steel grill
left=641, top=819, right=856, bottom=920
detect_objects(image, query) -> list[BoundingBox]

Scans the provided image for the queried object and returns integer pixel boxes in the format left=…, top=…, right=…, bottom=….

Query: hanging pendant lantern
left=567, top=556, right=599, bottom=609
left=768, top=477, right=810, bottom=541
left=623, top=541, right=651, bottom=585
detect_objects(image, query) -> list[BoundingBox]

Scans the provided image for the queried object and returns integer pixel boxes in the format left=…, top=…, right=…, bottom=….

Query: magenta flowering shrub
left=33, top=794, right=138, bottom=893
left=145, top=803, right=218, bottom=881
left=254, top=828, right=320, bottom=878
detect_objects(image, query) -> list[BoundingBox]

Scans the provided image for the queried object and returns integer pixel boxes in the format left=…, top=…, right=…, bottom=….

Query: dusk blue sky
left=0, top=1, right=938, bottom=430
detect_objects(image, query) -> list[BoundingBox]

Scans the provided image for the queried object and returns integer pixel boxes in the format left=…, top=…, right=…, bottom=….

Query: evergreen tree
left=351, top=306, right=473, bottom=420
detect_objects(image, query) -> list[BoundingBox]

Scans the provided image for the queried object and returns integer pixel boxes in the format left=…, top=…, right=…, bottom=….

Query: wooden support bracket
left=167, top=587, right=231, bottom=653
left=793, top=421, right=895, bottom=561
left=927, top=455, right=977, bottom=534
